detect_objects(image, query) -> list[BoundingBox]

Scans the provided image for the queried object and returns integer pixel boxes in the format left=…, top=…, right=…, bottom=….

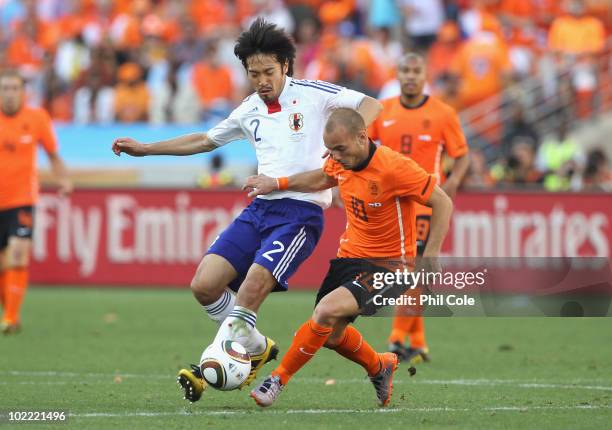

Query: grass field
left=1, top=287, right=611, bottom=429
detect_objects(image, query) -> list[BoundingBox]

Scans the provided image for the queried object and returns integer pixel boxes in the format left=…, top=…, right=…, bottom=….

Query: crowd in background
left=1, top=0, right=610, bottom=191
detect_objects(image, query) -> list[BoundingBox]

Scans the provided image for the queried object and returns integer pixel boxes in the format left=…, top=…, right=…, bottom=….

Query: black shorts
left=0, top=206, right=34, bottom=249
left=315, top=258, right=408, bottom=320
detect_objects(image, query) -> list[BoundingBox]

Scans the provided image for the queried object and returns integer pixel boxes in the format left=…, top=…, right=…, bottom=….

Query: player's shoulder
left=290, top=78, right=344, bottom=96
left=376, top=146, right=420, bottom=170
left=232, top=92, right=261, bottom=116
left=427, top=95, right=458, bottom=116
left=17, top=106, right=52, bottom=126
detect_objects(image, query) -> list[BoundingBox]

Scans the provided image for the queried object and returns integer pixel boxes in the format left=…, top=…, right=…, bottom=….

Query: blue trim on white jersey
left=293, top=79, right=343, bottom=91
left=292, top=81, right=340, bottom=94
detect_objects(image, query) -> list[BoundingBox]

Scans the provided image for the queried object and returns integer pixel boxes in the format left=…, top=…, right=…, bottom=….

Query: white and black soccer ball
left=199, top=340, right=251, bottom=391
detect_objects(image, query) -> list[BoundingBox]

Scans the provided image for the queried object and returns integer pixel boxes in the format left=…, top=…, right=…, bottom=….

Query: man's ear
left=282, top=61, right=289, bottom=75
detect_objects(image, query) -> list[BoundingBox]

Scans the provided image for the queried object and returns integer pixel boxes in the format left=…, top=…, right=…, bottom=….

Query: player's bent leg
left=178, top=255, right=238, bottom=402
left=312, top=286, right=360, bottom=327
left=251, top=287, right=359, bottom=407
left=191, top=254, right=238, bottom=307
left=216, top=263, right=279, bottom=387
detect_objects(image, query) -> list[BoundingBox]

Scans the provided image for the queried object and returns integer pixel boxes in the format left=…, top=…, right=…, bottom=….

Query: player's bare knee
left=7, top=242, right=30, bottom=268
left=190, top=273, right=223, bottom=305
left=312, top=302, right=339, bottom=327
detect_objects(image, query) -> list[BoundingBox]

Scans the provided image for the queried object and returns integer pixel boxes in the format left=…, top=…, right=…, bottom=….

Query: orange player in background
left=245, top=108, right=453, bottom=407
left=0, top=70, right=72, bottom=334
left=369, top=53, right=470, bottom=364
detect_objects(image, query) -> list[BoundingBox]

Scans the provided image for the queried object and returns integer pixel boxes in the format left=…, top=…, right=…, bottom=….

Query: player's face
left=324, top=127, right=369, bottom=170
left=246, top=54, right=288, bottom=103
left=397, top=57, right=426, bottom=98
left=0, top=76, right=25, bottom=115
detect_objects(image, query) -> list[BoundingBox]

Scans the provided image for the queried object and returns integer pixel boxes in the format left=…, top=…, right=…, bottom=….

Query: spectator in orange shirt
left=548, top=0, right=606, bottom=57
left=114, top=62, right=149, bottom=123
left=450, top=31, right=512, bottom=109
left=427, top=21, right=462, bottom=95
left=0, top=69, right=72, bottom=334
left=192, top=39, right=235, bottom=120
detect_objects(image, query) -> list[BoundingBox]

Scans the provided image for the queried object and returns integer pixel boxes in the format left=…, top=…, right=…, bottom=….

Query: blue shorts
left=207, top=198, right=324, bottom=292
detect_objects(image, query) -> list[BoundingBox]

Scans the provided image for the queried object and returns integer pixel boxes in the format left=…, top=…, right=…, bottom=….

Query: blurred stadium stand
left=0, top=0, right=609, bottom=192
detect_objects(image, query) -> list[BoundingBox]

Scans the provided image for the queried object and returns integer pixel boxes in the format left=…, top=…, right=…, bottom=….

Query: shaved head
left=325, top=108, right=366, bottom=137
left=323, top=108, right=369, bottom=170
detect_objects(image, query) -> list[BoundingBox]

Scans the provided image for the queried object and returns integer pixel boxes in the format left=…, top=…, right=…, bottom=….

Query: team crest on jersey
left=289, top=113, right=304, bottom=131
left=368, top=180, right=380, bottom=196
left=422, top=119, right=431, bottom=129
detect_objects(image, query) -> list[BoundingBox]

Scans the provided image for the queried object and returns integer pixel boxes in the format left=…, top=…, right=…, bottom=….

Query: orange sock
left=272, top=319, right=332, bottom=385
left=388, top=315, right=414, bottom=345
left=0, top=270, right=6, bottom=308
left=3, top=268, right=28, bottom=324
left=330, top=325, right=381, bottom=376
left=408, top=316, right=427, bottom=349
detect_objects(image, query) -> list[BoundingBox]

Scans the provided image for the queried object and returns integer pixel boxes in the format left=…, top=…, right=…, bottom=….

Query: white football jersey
left=207, top=77, right=366, bottom=208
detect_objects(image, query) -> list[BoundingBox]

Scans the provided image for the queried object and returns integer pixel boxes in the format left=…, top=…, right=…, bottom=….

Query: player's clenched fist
left=112, top=137, right=147, bottom=157
left=243, top=174, right=277, bottom=198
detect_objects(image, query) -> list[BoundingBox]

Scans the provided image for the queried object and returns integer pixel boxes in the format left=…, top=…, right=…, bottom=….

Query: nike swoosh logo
left=299, top=347, right=315, bottom=356
left=352, top=280, right=367, bottom=291
left=383, top=120, right=396, bottom=127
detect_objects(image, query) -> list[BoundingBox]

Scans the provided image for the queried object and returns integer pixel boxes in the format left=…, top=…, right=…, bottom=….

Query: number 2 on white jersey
left=250, top=119, right=262, bottom=142
left=262, top=241, right=285, bottom=261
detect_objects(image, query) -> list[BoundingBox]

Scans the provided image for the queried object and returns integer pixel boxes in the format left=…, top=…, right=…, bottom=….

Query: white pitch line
left=66, top=404, right=611, bottom=418
left=2, top=372, right=611, bottom=391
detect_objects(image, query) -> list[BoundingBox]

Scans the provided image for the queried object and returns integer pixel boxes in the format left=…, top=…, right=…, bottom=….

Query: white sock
left=214, top=305, right=267, bottom=355
left=203, top=290, right=235, bottom=325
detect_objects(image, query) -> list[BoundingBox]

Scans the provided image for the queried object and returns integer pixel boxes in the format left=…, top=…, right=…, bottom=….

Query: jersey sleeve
left=322, top=84, right=366, bottom=113
left=392, top=155, right=436, bottom=205
left=442, top=106, right=469, bottom=158
left=206, top=106, right=245, bottom=147
left=37, top=109, right=58, bottom=154
left=322, top=156, right=343, bottom=179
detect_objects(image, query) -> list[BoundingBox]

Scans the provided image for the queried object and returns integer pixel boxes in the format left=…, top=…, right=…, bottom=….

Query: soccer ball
left=199, top=340, right=251, bottom=391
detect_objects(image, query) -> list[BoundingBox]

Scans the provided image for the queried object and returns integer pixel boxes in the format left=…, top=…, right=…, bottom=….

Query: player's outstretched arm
left=112, top=133, right=217, bottom=157
left=422, top=185, right=453, bottom=257
left=243, top=170, right=337, bottom=198
left=356, top=96, right=383, bottom=126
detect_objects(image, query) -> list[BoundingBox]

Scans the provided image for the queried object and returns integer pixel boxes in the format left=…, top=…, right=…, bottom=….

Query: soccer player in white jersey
left=112, top=18, right=382, bottom=402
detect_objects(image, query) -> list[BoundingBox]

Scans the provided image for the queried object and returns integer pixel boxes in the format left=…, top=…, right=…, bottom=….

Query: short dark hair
left=234, top=18, right=296, bottom=76
left=0, top=69, right=25, bottom=86
left=325, top=108, right=366, bottom=136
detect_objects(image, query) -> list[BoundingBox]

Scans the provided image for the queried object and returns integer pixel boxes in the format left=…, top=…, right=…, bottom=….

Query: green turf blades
left=1, top=288, right=610, bottom=429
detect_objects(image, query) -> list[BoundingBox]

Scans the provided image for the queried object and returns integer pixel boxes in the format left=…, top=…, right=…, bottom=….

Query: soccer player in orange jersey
left=245, top=108, right=453, bottom=407
left=369, top=53, right=470, bottom=364
left=0, top=70, right=72, bottom=334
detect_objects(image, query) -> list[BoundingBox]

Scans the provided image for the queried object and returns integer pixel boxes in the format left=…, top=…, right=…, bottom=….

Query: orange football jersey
left=0, top=106, right=58, bottom=210
left=323, top=144, right=435, bottom=259
left=369, top=95, right=468, bottom=181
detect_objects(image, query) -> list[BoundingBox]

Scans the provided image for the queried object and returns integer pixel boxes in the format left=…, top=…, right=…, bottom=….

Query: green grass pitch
left=1, top=287, right=611, bottom=429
